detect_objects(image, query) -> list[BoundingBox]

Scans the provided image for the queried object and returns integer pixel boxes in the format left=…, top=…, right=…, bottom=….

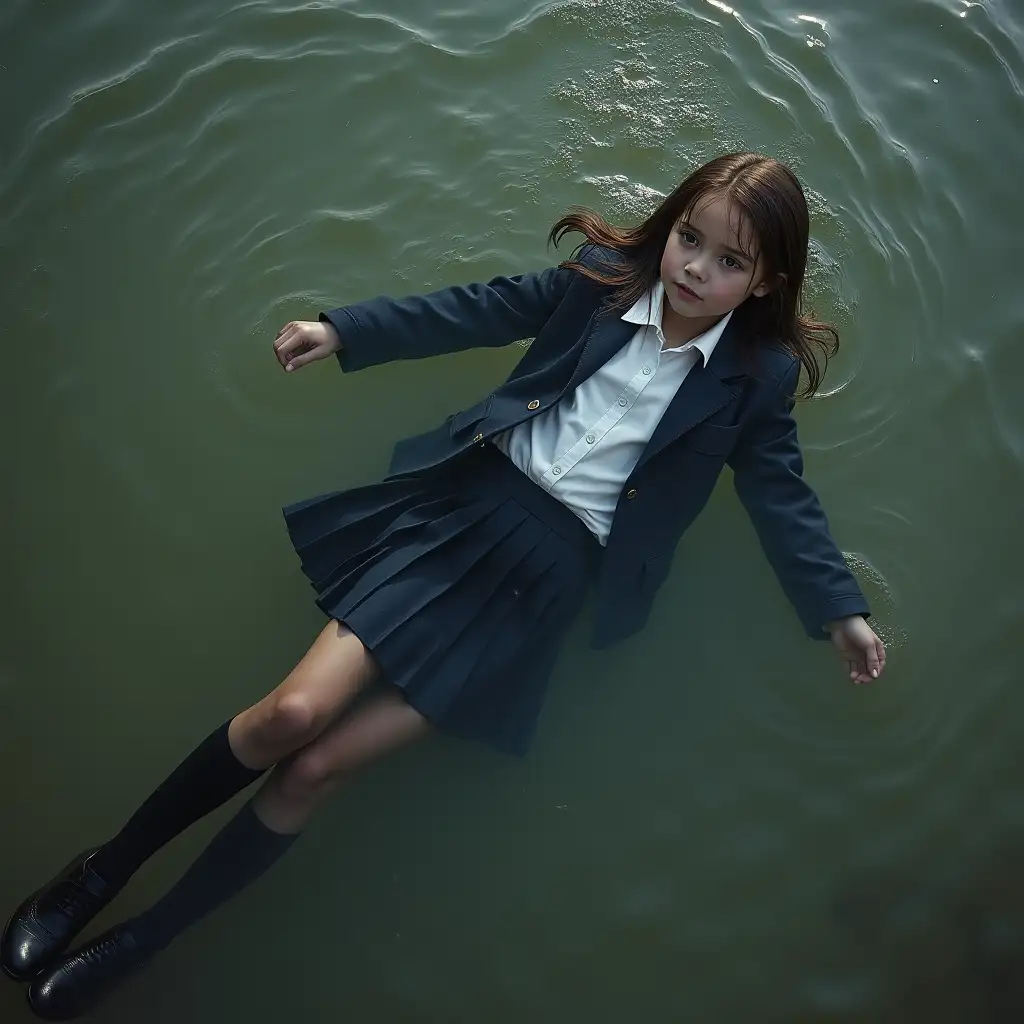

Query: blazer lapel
left=634, top=317, right=746, bottom=472
left=562, top=304, right=637, bottom=396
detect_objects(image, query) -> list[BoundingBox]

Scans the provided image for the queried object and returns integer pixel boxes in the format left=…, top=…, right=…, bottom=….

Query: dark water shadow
left=831, top=837, right=1024, bottom=1022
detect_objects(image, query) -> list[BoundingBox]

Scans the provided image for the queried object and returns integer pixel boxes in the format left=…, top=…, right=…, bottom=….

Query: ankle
left=121, top=915, right=163, bottom=955
left=84, top=845, right=132, bottom=891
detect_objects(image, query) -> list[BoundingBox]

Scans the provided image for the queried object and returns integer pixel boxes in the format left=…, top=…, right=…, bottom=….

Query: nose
left=684, top=255, right=708, bottom=282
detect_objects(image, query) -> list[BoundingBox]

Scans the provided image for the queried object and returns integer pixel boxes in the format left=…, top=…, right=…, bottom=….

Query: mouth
left=675, top=282, right=701, bottom=302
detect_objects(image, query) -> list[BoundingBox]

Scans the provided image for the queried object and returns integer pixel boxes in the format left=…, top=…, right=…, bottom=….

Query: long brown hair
left=548, top=152, right=838, bottom=398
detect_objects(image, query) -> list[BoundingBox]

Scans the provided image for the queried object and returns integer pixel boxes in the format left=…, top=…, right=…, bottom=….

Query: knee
left=274, top=749, right=342, bottom=803
left=260, top=691, right=321, bottom=749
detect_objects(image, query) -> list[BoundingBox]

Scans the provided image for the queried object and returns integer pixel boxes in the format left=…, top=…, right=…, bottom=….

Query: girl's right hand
left=273, top=319, right=341, bottom=373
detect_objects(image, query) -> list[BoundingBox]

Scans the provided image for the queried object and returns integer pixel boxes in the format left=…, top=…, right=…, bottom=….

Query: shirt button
left=527, top=399, right=540, bottom=410
left=552, top=466, right=562, bottom=475
left=472, top=433, right=483, bottom=443
left=586, top=434, right=595, bottom=444
left=642, top=365, right=651, bottom=375
left=626, top=488, right=637, bottom=499
left=618, top=397, right=628, bottom=407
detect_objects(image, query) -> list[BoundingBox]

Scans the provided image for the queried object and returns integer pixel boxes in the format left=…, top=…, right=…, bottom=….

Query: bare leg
left=120, top=689, right=430, bottom=955
left=7, top=620, right=397, bottom=1012
left=113, top=694, right=429, bottom=950
left=254, top=689, right=431, bottom=833
left=82, top=619, right=379, bottom=889
left=229, top=619, right=381, bottom=770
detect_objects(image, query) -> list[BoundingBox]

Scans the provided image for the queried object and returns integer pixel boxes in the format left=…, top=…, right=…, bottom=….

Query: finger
left=284, top=348, right=325, bottom=373
left=850, top=657, right=875, bottom=685
left=276, top=321, right=296, bottom=340
left=275, top=333, right=309, bottom=367
left=865, top=641, right=881, bottom=680
left=274, top=323, right=303, bottom=351
left=273, top=326, right=299, bottom=365
left=874, top=638, right=887, bottom=678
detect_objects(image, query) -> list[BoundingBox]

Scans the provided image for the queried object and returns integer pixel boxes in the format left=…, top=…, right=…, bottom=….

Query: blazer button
left=626, top=488, right=637, bottom=499
left=472, top=433, right=484, bottom=443
left=527, top=399, right=540, bottom=410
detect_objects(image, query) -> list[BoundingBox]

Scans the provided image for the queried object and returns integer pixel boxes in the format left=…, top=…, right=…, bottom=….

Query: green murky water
left=2, top=0, right=1023, bottom=1019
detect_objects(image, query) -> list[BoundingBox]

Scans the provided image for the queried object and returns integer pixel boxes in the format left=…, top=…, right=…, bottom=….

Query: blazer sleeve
left=728, top=360, right=870, bottom=639
left=320, top=263, right=576, bottom=373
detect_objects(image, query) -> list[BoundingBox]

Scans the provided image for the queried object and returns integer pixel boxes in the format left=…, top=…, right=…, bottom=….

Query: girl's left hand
left=826, top=615, right=886, bottom=684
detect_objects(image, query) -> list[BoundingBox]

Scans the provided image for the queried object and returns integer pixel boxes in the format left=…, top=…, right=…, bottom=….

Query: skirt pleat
left=282, top=445, right=600, bottom=754
left=338, top=498, right=527, bottom=641
left=315, top=499, right=480, bottom=615
left=389, top=519, right=549, bottom=716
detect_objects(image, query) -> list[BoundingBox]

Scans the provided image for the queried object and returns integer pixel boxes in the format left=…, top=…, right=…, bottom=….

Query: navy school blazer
left=322, top=245, right=870, bottom=649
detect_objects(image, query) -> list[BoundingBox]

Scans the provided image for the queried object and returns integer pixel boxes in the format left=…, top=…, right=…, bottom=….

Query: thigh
left=232, top=620, right=380, bottom=755
left=291, top=689, right=431, bottom=780
left=255, top=690, right=431, bottom=831
left=276, top=619, right=380, bottom=713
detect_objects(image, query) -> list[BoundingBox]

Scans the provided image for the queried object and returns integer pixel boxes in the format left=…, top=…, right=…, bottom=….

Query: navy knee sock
left=89, top=721, right=266, bottom=887
left=128, top=802, right=297, bottom=952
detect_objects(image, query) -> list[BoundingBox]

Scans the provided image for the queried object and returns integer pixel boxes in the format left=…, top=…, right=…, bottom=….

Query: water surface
left=2, top=0, right=1023, bottom=1020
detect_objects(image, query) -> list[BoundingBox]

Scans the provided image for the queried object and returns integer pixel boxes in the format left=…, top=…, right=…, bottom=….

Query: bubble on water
left=547, top=0, right=734, bottom=179
left=541, top=0, right=860, bottom=340
left=580, top=174, right=664, bottom=221
left=805, top=244, right=852, bottom=331
left=802, top=188, right=854, bottom=331
left=843, top=552, right=909, bottom=651
left=804, top=187, right=841, bottom=226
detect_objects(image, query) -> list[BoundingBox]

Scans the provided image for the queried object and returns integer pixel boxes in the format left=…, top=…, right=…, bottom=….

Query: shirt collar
left=621, top=281, right=733, bottom=365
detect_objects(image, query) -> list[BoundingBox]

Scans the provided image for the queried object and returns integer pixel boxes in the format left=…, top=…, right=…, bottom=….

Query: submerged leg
left=26, top=690, right=428, bottom=1020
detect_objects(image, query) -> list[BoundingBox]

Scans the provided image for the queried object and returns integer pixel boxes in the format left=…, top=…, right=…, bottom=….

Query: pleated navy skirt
left=282, top=443, right=602, bottom=755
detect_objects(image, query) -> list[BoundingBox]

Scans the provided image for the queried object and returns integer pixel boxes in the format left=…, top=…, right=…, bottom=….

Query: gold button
left=626, top=488, right=637, bottom=499
left=472, top=433, right=483, bottom=442
left=527, top=399, right=540, bottom=410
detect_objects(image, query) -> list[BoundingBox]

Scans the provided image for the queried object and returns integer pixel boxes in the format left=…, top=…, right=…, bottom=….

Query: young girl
left=4, top=151, right=886, bottom=1020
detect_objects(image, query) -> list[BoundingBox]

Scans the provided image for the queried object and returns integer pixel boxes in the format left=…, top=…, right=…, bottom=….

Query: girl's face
left=659, top=195, right=774, bottom=337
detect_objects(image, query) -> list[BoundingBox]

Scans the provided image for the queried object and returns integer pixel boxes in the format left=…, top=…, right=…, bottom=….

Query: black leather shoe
left=27, top=925, right=146, bottom=1021
left=2, top=850, right=120, bottom=982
